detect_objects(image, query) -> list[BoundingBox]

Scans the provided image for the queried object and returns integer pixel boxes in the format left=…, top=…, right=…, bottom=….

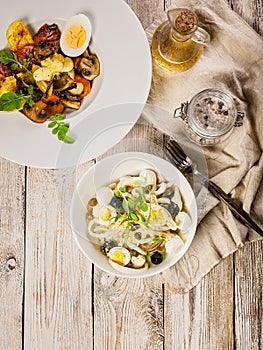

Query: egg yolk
left=112, top=252, right=126, bottom=265
left=149, top=210, right=163, bottom=224
left=99, top=208, right=111, bottom=221
left=65, top=23, right=86, bottom=49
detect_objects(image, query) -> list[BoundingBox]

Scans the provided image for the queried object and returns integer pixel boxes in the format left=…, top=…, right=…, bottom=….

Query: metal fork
left=165, top=139, right=263, bottom=237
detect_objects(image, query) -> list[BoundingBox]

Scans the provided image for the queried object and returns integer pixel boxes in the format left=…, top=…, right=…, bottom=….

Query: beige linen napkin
left=144, top=0, right=263, bottom=292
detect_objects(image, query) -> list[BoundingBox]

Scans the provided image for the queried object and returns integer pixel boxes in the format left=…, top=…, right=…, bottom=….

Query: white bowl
left=70, top=152, right=198, bottom=278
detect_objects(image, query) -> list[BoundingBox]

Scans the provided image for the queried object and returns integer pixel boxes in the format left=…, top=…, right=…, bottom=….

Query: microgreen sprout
left=48, top=114, right=75, bottom=144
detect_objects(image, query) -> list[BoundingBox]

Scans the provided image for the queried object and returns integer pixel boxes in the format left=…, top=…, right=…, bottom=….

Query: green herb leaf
left=140, top=202, right=148, bottom=212
left=57, top=114, right=66, bottom=120
left=48, top=121, right=57, bottom=128
left=22, top=59, right=27, bottom=69
left=122, top=199, right=129, bottom=212
left=0, top=51, right=14, bottom=64
left=58, top=130, right=66, bottom=140
left=116, top=189, right=124, bottom=197
left=127, top=198, right=135, bottom=211
left=130, top=212, right=139, bottom=221
left=153, top=236, right=166, bottom=244
left=48, top=113, right=76, bottom=144
left=63, top=135, right=76, bottom=144
left=0, top=50, right=30, bottom=74
left=52, top=126, right=59, bottom=134
left=27, top=85, right=34, bottom=95
left=11, top=63, right=19, bottom=70
left=0, top=92, right=23, bottom=111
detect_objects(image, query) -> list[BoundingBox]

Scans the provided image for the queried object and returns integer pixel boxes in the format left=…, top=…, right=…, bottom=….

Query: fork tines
left=165, top=139, right=190, bottom=171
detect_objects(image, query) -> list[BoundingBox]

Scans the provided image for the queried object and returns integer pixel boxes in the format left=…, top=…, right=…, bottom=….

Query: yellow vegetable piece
left=0, top=76, right=17, bottom=97
left=6, top=19, right=34, bottom=51
left=41, top=54, right=64, bottom=72
left=33, top=67, right=53, bottom=82
left=63, top=57, right=74, bottom=72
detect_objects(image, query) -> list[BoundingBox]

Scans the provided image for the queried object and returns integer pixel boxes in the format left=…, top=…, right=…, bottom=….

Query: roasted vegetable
left=0, top=76, right=17, bottom=97
left=14, top=44, right=36, bottom=70
left=41, top=94, right=64, bottom=115
left=6, top=20, right=34, bottom=51
left=75, top=74, right=91, bottom=98
left=33, top=23, right=61, bottom=60
left=77, top=54, right=100, bottom=80
left=53, top=73, right=75, bottom=91
left=22, top=100, right=48, bottom=123
left=61, top=99, right=81, bottom=109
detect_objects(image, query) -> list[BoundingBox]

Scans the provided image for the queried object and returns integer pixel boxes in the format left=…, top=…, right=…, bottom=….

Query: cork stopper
left=175, top=10, right=198, bottom=33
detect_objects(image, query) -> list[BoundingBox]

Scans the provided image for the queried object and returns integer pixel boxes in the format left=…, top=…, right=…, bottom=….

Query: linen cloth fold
left=144, top=0, right=263, bottom=292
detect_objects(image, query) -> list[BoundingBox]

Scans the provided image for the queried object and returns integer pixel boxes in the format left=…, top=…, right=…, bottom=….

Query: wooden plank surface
left=0, top=0, right=262, bottom=349
left=0, top=160, right=25, bottom=350
left=23, top=166, right=95, bottom=350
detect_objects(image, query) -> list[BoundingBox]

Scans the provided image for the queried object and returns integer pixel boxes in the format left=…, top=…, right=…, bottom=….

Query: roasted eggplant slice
left=53, top=73, right=75, bottom=91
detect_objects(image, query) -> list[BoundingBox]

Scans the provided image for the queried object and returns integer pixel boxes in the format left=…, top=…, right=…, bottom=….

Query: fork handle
left=195, top=171, right=263, bottom=237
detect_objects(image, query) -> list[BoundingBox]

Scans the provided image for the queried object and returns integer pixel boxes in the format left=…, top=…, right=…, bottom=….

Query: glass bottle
left=151, top=8, right=210, bottom=72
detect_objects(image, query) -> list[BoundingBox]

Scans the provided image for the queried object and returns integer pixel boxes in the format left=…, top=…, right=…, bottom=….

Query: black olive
left=101, top=241, right=117, bottom=255
left=151, top=252, right=163, bottom=265
left=109, top=196, right=125, bottom=213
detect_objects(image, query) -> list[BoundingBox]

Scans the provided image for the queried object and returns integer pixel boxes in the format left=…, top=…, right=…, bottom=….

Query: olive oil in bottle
left=151, top=9, right=209, bottom=73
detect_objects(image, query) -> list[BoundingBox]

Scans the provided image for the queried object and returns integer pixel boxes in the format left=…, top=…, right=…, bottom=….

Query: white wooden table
left=0, top=1, right=262, bottom=349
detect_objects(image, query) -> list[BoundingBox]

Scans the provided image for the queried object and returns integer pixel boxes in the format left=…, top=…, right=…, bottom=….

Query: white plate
left=0, top=0, right=152, bottom=168
left=70, top=152, right=198, bottom=278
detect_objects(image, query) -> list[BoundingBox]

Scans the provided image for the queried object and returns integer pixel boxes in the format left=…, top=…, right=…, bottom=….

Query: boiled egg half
left=108, top=247, right=131, bottom=266
left=60, top=14, right=92, bottom=57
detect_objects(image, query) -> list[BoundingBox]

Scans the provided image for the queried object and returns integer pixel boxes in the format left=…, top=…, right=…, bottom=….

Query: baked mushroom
left=77, top=54, right=100, bottom=80
left=22, top=100, right=48, bottom=123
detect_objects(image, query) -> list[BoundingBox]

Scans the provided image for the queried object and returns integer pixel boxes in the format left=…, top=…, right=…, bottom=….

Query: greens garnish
left=48, top=114, right=75, bottom=144
left=112, top=190, right=151, bottom=227
left=0, top=50, right=29, bottom=73
left=0, top=85, right=34, bottom=111
left=153, top=236, right=166, bottom=244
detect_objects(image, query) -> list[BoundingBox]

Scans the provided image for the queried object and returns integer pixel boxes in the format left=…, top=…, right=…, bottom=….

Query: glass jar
left=174, top=89, right=244, bottom=146
left=151, top=8, right=210, bottom=72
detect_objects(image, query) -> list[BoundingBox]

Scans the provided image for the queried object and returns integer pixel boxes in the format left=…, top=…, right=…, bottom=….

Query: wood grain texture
left=0, top=159, right=25, bottom=350
left=228, top=0, right=263, bottom=35
left=164, top=252, right=235, bottom=350
left=234, top=240, right=263, bottom=350
left=23, top=165, right=94, bottom=350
